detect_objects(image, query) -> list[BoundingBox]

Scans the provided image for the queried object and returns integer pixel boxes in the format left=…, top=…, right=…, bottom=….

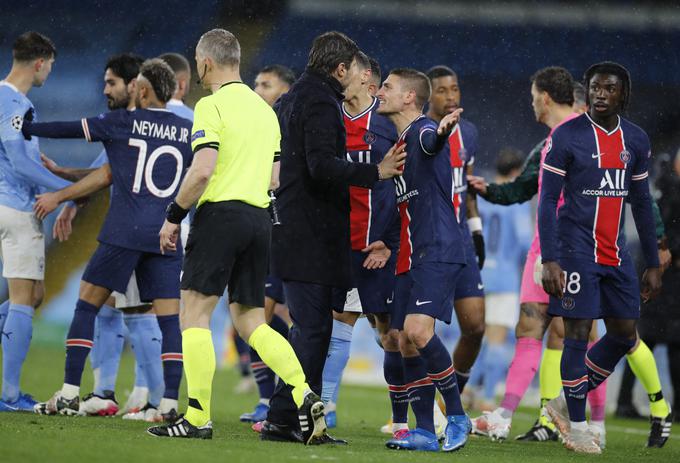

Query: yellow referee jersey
left=190, top=81, right=279, bottom=209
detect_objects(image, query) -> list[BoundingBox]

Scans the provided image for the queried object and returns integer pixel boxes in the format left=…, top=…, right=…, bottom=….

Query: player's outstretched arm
left=22, top=119, right=86, bottom=140
left=34, top=164, right=112, bottom=219
left=481, top=140, right=543, bottom=205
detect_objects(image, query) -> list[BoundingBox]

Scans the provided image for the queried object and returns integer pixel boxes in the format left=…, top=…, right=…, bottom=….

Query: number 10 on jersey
left=129, top=138, right=184, bottom=198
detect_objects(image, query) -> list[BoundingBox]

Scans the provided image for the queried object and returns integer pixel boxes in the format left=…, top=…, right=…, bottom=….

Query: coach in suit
left=262, top=31, right=404, bottom=443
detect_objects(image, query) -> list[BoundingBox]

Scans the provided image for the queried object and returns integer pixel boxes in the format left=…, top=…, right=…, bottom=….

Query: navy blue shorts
left=351, top=250, right=397, bottom=314
left=83, top=242, right=182, bottom=302
left=390, top=262, right=465, bottom=330
left=454, top=242, right=484, bottom=301
left=547, top=257, right=640, bottom=320
left=265, top=275, right=286, bottom=304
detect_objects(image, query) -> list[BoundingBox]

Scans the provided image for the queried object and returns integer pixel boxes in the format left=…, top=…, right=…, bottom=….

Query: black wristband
left=166, top=201, right=189, bottom=224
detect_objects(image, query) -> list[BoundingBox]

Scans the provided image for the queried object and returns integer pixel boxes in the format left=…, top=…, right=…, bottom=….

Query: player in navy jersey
left=319, top=53, right=399, bottom=430
left=426, top=66, right=485, bottom=399
left=21, top=59, right=194, bottom=417
left=539, top=62, right=664, bottom=454
left=376, top=68, right=469, bottom=452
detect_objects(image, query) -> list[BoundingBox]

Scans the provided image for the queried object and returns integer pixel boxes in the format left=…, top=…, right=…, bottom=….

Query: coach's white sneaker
left=472, top=409, right=511, bottom=441
left=120, top=386, right=148, bottom=415
left=79, top=392, right=119, bottom=416
left=123, top=403, right=162, bottom=422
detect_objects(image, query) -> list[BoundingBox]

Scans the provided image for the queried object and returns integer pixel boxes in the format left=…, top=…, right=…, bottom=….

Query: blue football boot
left=442, top=415, right=470, bottom=452
left=0, top=392, right=38, bottom=412
left=325, top=410, right=337, bottom=428
left=386, top=428, right=439, bottom=452
left=239, top=402, right=270, bottom=423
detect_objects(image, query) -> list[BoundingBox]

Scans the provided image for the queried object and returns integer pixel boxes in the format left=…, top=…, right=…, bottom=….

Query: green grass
left=1, top=346, right=677, bottom=463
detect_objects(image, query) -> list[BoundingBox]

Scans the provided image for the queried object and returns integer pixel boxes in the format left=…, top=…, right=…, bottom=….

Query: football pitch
left=1, top=345, right=677, bottom=463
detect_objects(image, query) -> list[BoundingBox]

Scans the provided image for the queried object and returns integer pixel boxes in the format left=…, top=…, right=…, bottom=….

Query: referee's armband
left=193, top=142, right=219, bottom=154
left=273, top=152, right=281, bottom=163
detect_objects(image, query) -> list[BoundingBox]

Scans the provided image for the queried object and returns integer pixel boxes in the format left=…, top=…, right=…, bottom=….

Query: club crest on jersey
left=619, top=150, right=631, bottom=164
left=363, top=131, right=376, bottom=144
left=561, top=297, right=575, bottom=310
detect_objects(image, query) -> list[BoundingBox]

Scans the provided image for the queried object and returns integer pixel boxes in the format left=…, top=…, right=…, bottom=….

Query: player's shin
left=560, top=339, right=589, bottom=426
left=418, top=334, right=464, bottom=416
left=93, top=305, right=125, bottom=396
left=247, top=323, right=310, bottom=407
left=321, top=319, right=353, bottom=405
left=1, top=304, right=34, bottom=402
left=183, top=327, right=215, bottom=426
left=63, top=300, right=99, bottom=397
left=384, top=350, right=408, bottom=427
left=157, top=314, right=183, bottom=402
left=586, top=334, right=635, bottom=390
left=402, top=355, right=436, bottom=433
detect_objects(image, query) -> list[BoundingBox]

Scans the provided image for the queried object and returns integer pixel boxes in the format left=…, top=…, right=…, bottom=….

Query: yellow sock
left=626, top=341, right=670, bottom=418
left=538, top=348, right=562, bottom=426
left=248, top=323, right=310, bottom=407
left=182, top=328, right=216, bottom=426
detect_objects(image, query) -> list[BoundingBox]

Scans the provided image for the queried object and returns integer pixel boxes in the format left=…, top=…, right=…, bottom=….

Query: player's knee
left=403, top=320, right=432, bottom=349
left=32, top=284, right=44, bottom=309
left=461, top=318, right=485, bottom=340
left=381, top=329, right=400, bottom=351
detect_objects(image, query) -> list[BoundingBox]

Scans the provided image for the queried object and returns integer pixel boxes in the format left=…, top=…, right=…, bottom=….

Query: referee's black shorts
left=181, top=200, right=271, bottom=307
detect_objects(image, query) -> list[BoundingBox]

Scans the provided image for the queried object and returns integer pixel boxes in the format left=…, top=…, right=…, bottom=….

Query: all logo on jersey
left=363, top=131, right=376, bottom=144
left=582, top=169, right=628, bottom=197
left=619, top=150, right=631, bottom=164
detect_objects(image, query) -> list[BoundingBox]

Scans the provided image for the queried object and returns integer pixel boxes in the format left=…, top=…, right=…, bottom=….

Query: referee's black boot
left=147, top=415, right=213, bottom=439
left=260, top=420, right=304, bottom=443
left=298, top=391, right=327, bottom=445
left=314, top=432, right=349, bottom=445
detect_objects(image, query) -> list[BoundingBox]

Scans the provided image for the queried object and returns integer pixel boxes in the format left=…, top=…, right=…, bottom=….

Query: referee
left=150, top=29, right=326, bottom=444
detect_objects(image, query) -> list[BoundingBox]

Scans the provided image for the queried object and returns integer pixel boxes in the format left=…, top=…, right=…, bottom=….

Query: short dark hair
left=13, top=31, right=56, bottom=62
left=139, top=58, right=176, bottom=103
left=307, top=31, right=359, bottom=76
left=572, top=82, right=586, bottom=106
left=530, top=66, right=575, bottom=106
left=390, top=68, right=431, bottom=109
left=496, top=148, right=525, bottom=176
left=355, top=51, right=370, bottom=70
left=158, top=52, right=191, bottom=76
left=583, top=61, right=632, bottom=111
left=368, top=56, right=381, bottom=83
left=106, top=53, right=144, bottom=84
left=426, top=65, right=457, bottom=82
left=259, top=64, right=295, bottom=86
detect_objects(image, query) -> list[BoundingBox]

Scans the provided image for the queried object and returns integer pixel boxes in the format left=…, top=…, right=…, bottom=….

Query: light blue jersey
left=166, top=99, right=193, bottom=122
left=0, top=82, right=70, bottom=212
left=479, top=197, right=532, bottom=294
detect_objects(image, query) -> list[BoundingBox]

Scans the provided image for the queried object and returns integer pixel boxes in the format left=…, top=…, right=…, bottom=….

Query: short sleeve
left=0, top=97, right=30, bottom=143
left=191, top=98, right=221, bottom=152
left=631, top=131, right=651, bottom=182
left=82, top=111, right=118, bottom=142
left=542, top=128, right=571, bottom=177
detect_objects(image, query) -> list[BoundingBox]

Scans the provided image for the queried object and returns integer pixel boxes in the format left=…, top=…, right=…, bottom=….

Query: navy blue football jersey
left=394, top=115, right=467, bottom=274
left=82, top=108, right=193, bottom=254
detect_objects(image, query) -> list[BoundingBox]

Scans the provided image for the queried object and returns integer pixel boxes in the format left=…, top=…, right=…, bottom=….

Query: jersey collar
left=585, top=112, right=621, bottom=135
left=342, top=97, right=378, bottom=121
left=219, top=81, right=244, bottom=89
left=0, top=81, right=19, bottom=93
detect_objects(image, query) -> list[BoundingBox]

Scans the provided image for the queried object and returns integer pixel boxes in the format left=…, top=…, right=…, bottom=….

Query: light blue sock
left=94, top=305, right=125, bottom=396
left=125, top=313, right=163, bottom=407
left=321, top=320, right=353, bottom=405
left=1, top=304, right=34, bottom=402
left=483, top=343, right=510, bottom=401
left=0, top=300, right=10, bottom=341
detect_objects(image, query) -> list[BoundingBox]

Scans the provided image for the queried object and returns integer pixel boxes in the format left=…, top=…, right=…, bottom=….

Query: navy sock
left=64, top=300, right=99, bottom=387
left=418, top=334, right=464, bottom=416
left=561, top=338, right=589, bottom=423
left=234, top=332, right=251, bottom=376
left=250, top=347, right=275, bottom=400
left=384, top=350, right=408, bottom=424
left=157, top=314, right=183, bottom=400
left=586, top=333, right=635, bottom=391
left=403, top=354, right=436, bottom=433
